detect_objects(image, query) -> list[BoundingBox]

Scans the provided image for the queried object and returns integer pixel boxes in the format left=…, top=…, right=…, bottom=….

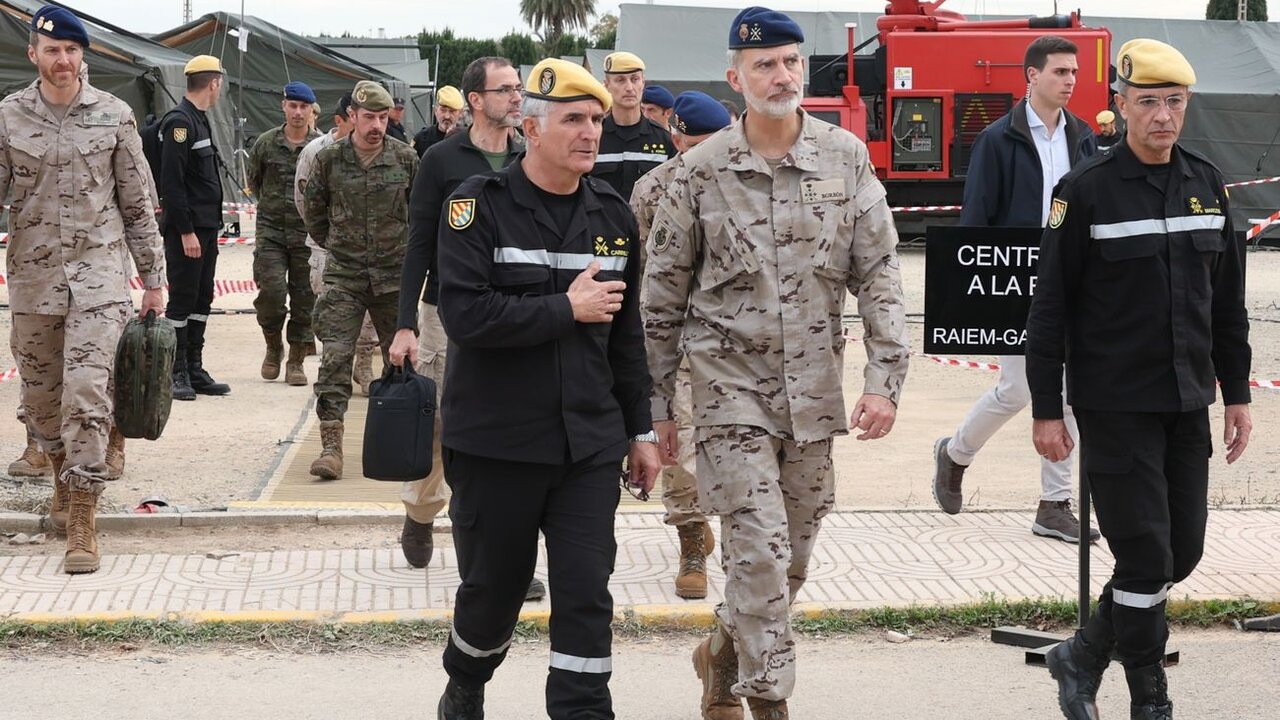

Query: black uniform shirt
left=412, top=125, right=448, bottom=159
left=437, top=160, right=653, bottom=465
left=387, top=120, right=408, bottom=144
left=398, top=129, right=522, bottom=329
left=158, top=98, right=223, bottom=233
left=590, top=115, right=675, bottom=200
left=1026, top=142, right=1251, bottom=418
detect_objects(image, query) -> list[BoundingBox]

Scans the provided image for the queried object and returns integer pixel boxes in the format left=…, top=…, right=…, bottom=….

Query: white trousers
left=948, top=355, right=1078, bottom=502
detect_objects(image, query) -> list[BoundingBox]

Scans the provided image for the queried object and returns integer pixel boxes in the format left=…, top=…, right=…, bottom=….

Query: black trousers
left=442, top=443, right=624, bottom=720
left=164, top=226, right=220, bottom=327
left=1076, top=407, right=1210, bottom=668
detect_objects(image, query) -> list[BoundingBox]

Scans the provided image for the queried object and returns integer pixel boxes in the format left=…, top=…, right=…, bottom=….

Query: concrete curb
left=4, top=505, right=1276, bottom=534
left=0, top=509, right=413, bottom=533
left=0, top=601, right=857, bottom=628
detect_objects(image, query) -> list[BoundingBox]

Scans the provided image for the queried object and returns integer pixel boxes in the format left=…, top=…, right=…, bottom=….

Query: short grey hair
left=520, top=96, right=553, bottom=130
left=727, top=49, right=742, bottom=72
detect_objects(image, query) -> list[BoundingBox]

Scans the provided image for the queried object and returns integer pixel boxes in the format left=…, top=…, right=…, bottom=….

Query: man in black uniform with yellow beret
left=161, top=55, right=232, bottom=402
left=591, top=51, right=675, bottom=200
left=1028, top=39, right=1252, bottom=720
left=434, top=58, right=662, bottom=720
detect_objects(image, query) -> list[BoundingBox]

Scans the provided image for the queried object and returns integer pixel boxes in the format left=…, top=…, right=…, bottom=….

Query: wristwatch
left=630, top=430, right=658, bottom=444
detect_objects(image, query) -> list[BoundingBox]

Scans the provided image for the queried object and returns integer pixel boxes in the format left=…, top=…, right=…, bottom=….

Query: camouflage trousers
left=253, top=235, right=316, bottom=344
left=696, top=424, right=835, bottom=701
left=309, top=246, right=377, bottom=354
left=10, top=303, right=130, bottom=492
left=400, top=302, right=448, bottom=524
left=313, top=285, right=397, bottom=422
left=662, top=358, right=705, bottom=526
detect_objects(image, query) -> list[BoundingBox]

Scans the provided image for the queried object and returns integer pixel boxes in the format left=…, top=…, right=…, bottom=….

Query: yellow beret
left=1116, top=39, right=1195, bottom=89
left=351, top=80, right=394, bottom=111
left=437, top=85, right=464, bottom=110
left=184, top=55, right=224, bottom=75
left=525, top=58, right=612, bottom=112
left=1096, top=110, right=1115, bottom=124
left=603, top=51, right=645, bottom=74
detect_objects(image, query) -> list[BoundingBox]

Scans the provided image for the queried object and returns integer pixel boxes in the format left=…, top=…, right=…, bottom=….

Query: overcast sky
left=64, top=1, right=1230, bottom=41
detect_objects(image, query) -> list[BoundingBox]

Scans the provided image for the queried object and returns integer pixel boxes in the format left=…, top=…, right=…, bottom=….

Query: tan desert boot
left=676, top=522, right=710, bottom=599
left=64, top=487, right=100, bottom=574
left=285, top=344, right=308, bottom=386
left=105, top=426, right=126, bottom=480
left=692, top=630, right=743, bottom=720
left=48, top=452, right=68, bottom=536
left=746, top=697, right=788, bottom=720
left=308, top=420, right=344, bottom=479
left=8, top=432, right=51, bottom=477
left=262, top=331, right=284, bottom=380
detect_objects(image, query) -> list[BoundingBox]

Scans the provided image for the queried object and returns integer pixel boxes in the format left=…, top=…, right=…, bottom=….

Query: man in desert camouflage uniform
left=247, top=81, right=321, bottom=387
left=630, top=91, right=732, bottom=601
left=302, top=80, right=418, bottom=479
left=0, top=6, right=165, bottom=574
left=642, top=8, right=908, bottom=719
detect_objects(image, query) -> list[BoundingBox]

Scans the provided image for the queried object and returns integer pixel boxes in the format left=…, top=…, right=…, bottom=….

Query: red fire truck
left=802, top=0, right=1112, bottom=229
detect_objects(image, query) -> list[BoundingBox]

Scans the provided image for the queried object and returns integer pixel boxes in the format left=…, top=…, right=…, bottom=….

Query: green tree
left=499, top=32, right=540, bottom=67
left=1206, top=0, right=1268, bottom=20
left=552, top=33, right=591, bottom=58
left=590, top=12, right=617, bottom=49
left=418, top=28, right=500, bottom=89
left=520, top=0, right=596, bottom=56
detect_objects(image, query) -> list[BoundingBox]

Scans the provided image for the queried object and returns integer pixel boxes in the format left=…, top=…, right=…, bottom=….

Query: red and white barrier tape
left=1224, top=175, right=1280, bottom=189
left=218, top=237, right=255, bottom=245
left=0, top=368, right=18, bottom=384
left=1246, top=210, right=1280, bottom=241
left=921, top=353, right=1280, bottom=390
left=890, top=204, right=963, bottom=214
left=223, top=201, right=257, bottom=211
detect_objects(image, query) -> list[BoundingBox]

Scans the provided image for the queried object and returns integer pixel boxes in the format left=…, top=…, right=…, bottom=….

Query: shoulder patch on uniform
left=448, top=199, right=476, bottom=230
left=172, top=126, right=187, bottom=144
left=1048, top=198, right=1068, bottom=229
left=651, top=219, right=672, bottom=253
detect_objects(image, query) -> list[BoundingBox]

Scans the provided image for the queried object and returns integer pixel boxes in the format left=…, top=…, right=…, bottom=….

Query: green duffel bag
left=113, top=310, right=176, bottom=441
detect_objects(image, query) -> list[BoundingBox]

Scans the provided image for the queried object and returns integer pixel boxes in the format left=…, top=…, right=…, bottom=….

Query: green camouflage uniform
left=301, top=136, right=418, bottom=421
left=247, top=124, right=320, bottom=344
left=0, top=78, right=165, bottom=492
left=642, top=112, right=909, bottom=701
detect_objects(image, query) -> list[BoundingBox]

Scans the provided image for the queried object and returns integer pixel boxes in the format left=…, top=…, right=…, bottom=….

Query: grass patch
left=2, top=597, right=1275, bottom=652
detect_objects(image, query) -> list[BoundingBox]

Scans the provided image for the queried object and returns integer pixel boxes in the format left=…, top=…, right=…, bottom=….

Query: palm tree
left=521, top=0, right=596, bottom=56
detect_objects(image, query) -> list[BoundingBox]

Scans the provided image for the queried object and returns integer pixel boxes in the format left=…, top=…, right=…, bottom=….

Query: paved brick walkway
left=2, top=510, right=1277, bottom=619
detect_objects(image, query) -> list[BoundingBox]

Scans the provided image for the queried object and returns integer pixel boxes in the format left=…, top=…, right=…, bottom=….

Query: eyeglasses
left=477, top=86, right=524, bottom=97
left=619, top=469, right=650, bottom=502
left=1131, top=94, right=1188, bottom=113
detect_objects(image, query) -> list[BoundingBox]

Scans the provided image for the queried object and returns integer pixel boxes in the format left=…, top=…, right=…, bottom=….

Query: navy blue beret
left=284, top=81, right=317, bottom=104
left=641, top=85, right=675, bottom=109
left=31, top=5, right=88, bottom=48
left=728, top=6, right=804, bottom=50
left=672, top=91, right=732, bottom=137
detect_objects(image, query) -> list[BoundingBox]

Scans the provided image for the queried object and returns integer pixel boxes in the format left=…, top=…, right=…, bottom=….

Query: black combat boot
left=172, top=327, right=196, bottom=401
left=1046, top=632, right=1111, bottom=720
left=437, top=679, right=484, bottom=720
left=1126, top=664, right=1173, bottom=720
left=186, top=320, right=230, bottom=395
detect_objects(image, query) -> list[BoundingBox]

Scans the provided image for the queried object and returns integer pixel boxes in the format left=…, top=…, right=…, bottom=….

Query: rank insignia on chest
left=448, top=199, right=476, bottom=230
left=1189, top=197, right=1203, bottom=214
left=172, top=127, right=187, bottom=144
left=1048, top=198, right=1068, bottom=229
left=594, top=236, right=610, bottom=255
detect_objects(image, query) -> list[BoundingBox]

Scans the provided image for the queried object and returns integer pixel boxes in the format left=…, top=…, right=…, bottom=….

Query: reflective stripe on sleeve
left=192, top=139, right=213, bottom=150
left=1112, top=583, right=1171, bottom=609
left=595, top=152, right=668, bottom=164
left=1090, top=215, right=1226, bottom=240
left=549, top=651, right=613, bottom=674
left=450, top=627, right=512, bottom=659
left=492, top=248, right=627, bottom=272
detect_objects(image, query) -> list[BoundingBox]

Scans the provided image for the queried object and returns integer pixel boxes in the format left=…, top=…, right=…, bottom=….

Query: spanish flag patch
left=448, top=199, right=476, bottom=230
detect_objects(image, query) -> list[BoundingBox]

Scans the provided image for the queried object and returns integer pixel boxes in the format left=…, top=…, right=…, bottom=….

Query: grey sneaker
left=1033, top=500, right=1102, bottom=544
left=932, top=436, right=966, bottom=514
